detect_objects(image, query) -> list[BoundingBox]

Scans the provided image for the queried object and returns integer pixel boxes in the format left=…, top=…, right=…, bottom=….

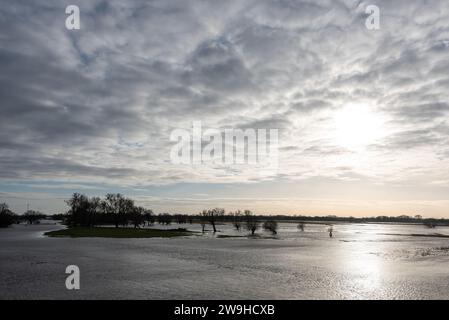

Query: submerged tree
left=174, top=214, right=188, bottom=224
left=424, top=221, right=436, bottom=228
left=201, top=208, right=225, bottom=233
left=157, top=213, right=172, bottom=225
left=22, top=210, right=46, bottom=225
left=244, top=210, right=260, bottom=235
left=328, top=226, right=333, bottom=238
left=143, top=209, right=155, bottom=226
left=200, top=216, right=207, bottom=233
left=230, top=210, right=242, bottom=231
left=297, top=222, right=305, bottom=231
left=263, top=220, right=278, bottom=235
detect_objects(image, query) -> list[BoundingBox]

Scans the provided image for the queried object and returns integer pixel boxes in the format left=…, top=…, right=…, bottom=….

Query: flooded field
left=1, top=221, right=449, bottom=299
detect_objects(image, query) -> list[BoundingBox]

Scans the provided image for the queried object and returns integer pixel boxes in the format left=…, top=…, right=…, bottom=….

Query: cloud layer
left=1, top=0, right=449, bottom=215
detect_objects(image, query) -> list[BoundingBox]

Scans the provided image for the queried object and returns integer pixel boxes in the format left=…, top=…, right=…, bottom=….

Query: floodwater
left=1, top=221, right=449, bottom=299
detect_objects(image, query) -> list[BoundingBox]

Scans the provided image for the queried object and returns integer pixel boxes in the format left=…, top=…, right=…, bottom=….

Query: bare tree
left=101, top=193, right=134, bottom=227
left=121, top=198, right=134, bottom=227
left=66, top=193, right=86, bottom=226
left=65, top=193, right=102, bottom=227
left=143, top=209, right=155, bottom=226
left=157, top=213, right=172, bottom=225
left=102, top=193, right=124, bottom=228
left=244, top=210, right=260, bottom=235
left=328, top=225, right=333, bottom=238
left=130, top=206, right=145, bottom=228
left=0, top=203, right=16, bottom=228
left=263, top=220, right=278, bottom=235
left=201, top=208, right=224, bottom=233
left=230, top=210, right=242, bottom=231
left=174, top=214, right=188, bottom=224
left=200, top=215, right=207, bottom=233
left=0, top=203, right=8, bottom=213
left=85, top=196, right=101, bottom=227
left=22, top=210, right=45, bottom=225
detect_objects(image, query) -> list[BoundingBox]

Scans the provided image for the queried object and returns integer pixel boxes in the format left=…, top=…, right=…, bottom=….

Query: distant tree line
left=0, top=202, right=46, bottom=228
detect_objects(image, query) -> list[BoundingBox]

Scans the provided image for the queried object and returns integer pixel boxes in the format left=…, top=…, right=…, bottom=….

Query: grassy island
left=45, top=227, right=195, bottom=238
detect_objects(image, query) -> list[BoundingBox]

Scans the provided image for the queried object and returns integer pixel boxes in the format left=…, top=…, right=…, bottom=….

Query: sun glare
left=332, top=103, right=385, bottom=150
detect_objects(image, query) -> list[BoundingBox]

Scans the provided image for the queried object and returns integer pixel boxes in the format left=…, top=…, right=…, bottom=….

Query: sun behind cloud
left=332, top=103, right=386, bottom=150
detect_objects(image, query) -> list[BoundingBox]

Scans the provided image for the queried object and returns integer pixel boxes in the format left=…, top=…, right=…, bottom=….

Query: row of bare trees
left=200, top=209, right=278, bottom=235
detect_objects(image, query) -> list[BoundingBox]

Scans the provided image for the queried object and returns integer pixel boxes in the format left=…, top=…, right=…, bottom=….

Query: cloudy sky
left=1, top=0, right=449, bottom=217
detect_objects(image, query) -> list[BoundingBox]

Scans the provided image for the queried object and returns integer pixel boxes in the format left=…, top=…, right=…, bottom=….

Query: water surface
left=1, top=222, right=449, bottom=299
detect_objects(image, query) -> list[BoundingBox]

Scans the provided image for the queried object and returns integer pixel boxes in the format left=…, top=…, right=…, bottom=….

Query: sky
left=0, top=0, right=449, bottom=217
